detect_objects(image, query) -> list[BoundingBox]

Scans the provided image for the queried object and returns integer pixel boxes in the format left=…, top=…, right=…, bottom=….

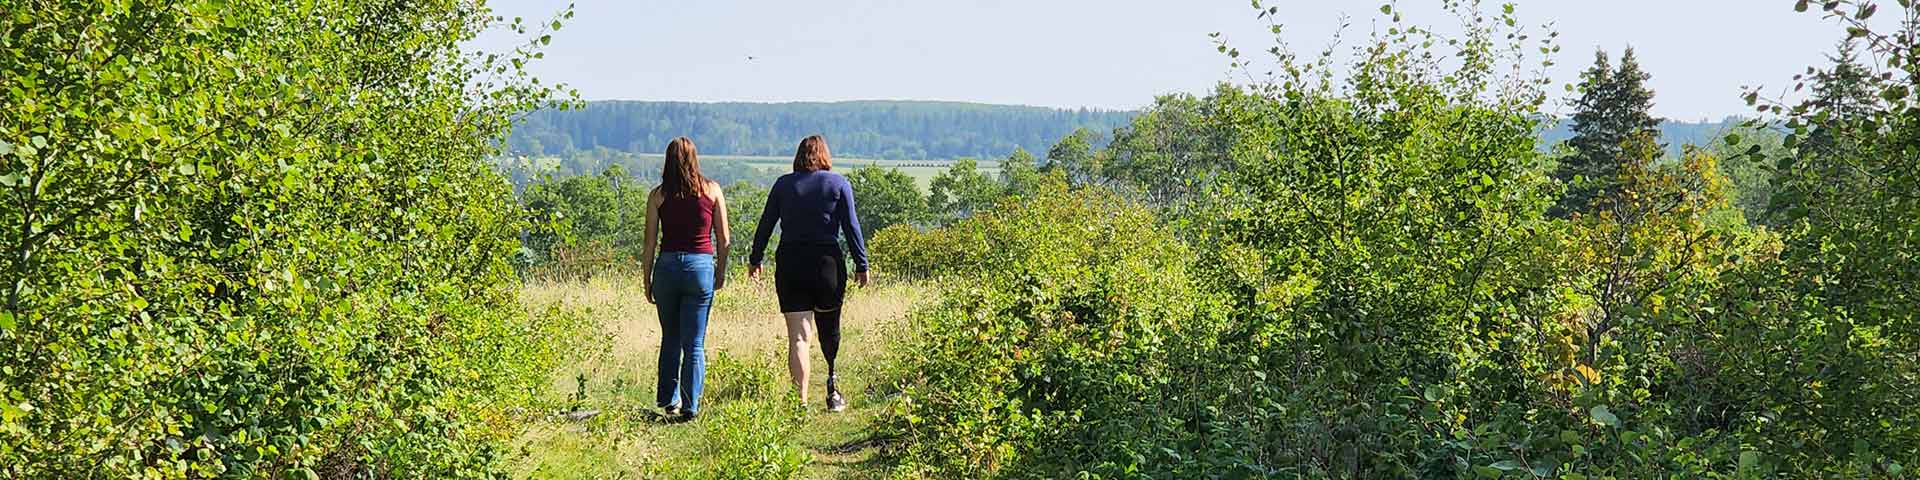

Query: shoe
left=661, top=404, right=681, bottom=418
left=825, top=377, right=847, bottom=413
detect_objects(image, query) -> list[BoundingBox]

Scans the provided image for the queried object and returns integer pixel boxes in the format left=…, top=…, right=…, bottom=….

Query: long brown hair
left=793, top=135, right=831, bottom=173
left=663, top=137, right=706, bottom=198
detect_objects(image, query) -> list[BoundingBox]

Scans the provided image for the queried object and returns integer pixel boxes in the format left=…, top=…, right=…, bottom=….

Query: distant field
left=636, top=153, right=1002, bottom=190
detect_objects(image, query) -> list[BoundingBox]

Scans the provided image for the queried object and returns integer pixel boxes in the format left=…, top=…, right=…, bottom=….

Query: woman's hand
left=748, top=265, right=762, bottom=280
left=714, top=272, right=726, bottom=291
left=645, top=281, right=655, bottom=304
left=854, top=270, right=870, bottom=288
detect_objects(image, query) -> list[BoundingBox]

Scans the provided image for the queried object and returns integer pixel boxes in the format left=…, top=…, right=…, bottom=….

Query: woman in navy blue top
left=748, top=135, right=869, bottom=412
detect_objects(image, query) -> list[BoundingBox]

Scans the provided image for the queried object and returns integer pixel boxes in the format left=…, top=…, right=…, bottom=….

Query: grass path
left=509, top=274, right=928, bottom=479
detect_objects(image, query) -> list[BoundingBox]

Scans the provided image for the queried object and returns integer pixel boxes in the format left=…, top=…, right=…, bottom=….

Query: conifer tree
left=1554, top=48, right=1662, bottom=216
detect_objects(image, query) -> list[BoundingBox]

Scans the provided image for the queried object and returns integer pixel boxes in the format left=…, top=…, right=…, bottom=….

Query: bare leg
left=783, top=311, right=815, bottom=403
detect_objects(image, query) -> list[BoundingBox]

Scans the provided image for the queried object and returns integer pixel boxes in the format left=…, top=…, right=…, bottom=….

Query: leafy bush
left=879, top=182, right=1211, bottom=476
left=868, top=223, right=972, bottom=281
left=876, top=1, right=1918, bottom=478
left=0, top=1, right=589, bottom=477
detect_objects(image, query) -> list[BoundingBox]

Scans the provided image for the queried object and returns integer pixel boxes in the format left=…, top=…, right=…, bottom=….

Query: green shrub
left=869, top=223, right=974, bottom=280
left=0, top=1, right=586, bottom=477
left=879, top=182, right=1212, bottom=476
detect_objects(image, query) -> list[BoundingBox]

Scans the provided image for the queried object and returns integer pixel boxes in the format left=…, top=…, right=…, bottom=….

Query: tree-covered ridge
left=508, top=99, right=1742, bottom=167
left=506, top=100, right=1139, bottom=160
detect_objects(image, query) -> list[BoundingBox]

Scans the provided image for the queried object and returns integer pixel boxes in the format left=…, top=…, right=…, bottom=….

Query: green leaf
left=176, top=163, right=198, bottom=176
left=0, top=174, right=18, bottom=187
left=0, top=311, right=14, bottom=331
left=1379, top=4, right=1392, bottom=15
left=1490, top=460, right=1523, bottom=471
left=1738, top=450, right=1760, bottom=471
left=1590, top=405, right=1620, bottom=427
left=1882, top=85, right=1909, bottom=103
left=1423, top=385, right=1444, bottom=402
left=0, top=139, right=12, bottom=156
left=1795, top=0, right=1810, bottom=11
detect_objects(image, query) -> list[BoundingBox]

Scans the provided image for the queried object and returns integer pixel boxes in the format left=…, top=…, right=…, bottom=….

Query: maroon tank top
left=659, top=191, right=716, bottom=254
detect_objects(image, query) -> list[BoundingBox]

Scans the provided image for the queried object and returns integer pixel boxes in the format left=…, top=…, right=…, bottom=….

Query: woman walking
left=748, top=135, right=870, bottom=413
left=642, top=137, right=731, bottom=421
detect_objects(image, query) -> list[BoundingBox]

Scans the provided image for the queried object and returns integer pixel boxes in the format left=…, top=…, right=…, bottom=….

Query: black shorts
left=774, top=244, right=847, bottom=313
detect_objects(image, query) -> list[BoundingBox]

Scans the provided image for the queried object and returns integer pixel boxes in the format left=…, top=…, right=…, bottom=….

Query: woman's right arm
left=747, top=181, right=781, bottom=278
left=640, top=188, right=663, bottom=303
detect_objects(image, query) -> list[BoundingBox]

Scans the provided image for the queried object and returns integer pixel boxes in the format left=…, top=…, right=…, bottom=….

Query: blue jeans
left=654, top=252, right=714, bottom=414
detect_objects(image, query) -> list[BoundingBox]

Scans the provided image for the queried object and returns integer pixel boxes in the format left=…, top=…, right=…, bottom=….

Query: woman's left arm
left=711, top=182, right=731, bottom=291
left=835, top=178, right=870, bottom=286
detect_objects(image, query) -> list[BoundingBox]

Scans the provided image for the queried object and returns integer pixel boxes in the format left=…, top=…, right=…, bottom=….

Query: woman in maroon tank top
left=641, top=137, right=731, bottom=421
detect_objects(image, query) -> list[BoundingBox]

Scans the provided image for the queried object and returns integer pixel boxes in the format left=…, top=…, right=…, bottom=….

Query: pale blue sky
left=475, top=1, right=1858, bottom=121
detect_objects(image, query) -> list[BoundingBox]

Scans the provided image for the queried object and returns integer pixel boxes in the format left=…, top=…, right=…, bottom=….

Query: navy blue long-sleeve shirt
left=749, top=170, right=869, bottom=271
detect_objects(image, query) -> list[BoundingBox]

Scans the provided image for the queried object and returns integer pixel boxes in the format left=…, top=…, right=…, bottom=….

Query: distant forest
left=506, top=100, right=1138, bottom=160
left=506, top=100, right=1742, bottom=162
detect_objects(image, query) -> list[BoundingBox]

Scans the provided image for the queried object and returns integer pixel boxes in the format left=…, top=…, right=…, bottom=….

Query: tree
left=927, top=158, right=1002, bottom=223
left=1043, top=128, right=1103, bottom=185
left=1101, top=88, right=1237, bottom=208
left=999, top=147, right=1056, bottom=198
left=1554, top=48, right=1661, bottom=216
left=846, top=166, right=928, bottom=239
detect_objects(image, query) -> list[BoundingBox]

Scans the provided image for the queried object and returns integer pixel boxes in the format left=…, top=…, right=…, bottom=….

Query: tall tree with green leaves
left=1043, top=127, right=1103, bottom=185
left=999, top=147, right=1057, bottom=198
left=927, top=158, right=1002, bottom=223
left=1101, top=88, right=1238, bottom=208
left=846, top=166, right=928, bottom=239
left=1554, top=48, right=1661, bottom=216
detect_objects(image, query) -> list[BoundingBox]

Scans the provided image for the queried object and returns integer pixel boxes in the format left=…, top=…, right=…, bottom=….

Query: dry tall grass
left=512, top=271, right=931, bottom=478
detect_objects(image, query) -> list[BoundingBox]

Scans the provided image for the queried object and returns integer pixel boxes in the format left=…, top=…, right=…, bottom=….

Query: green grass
left=509, top=274, right=927, bottom=479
